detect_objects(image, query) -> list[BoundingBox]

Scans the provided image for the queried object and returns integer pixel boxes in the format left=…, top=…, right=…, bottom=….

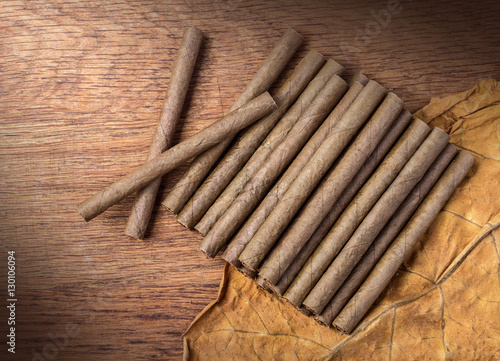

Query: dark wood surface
left=1, top=0, right=499, bottom=359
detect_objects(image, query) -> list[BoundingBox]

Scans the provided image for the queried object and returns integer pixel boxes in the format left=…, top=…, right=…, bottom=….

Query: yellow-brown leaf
left=183, top=79, right=500, bottom=360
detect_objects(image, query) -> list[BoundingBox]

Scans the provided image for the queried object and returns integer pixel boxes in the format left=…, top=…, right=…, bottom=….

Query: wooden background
left=1, top=0, right=499, bottom=359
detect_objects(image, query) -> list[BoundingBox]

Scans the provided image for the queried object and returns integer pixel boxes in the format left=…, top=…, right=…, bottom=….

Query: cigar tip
left=386, top=92, right=403, bottom=103
left=412, top=117, right=430, bottom=131
left=313, top=315, right=329, bottom=327
left=76, top=202, right=91, bottom=222
left=458, top=149, right=476, bottom=167
left=302, top=49, right=327, bottom=70
left=176, top=212, right=194, bottom=230
left=325, top=58, right=344, bottom=74
left=124, top=217, right=147, bottom=239
left=193, top=223, right=207, bottom=236
left=331, top=73, right=348, bottom=86
left=124, top=230, right=144, bottom=241
left=238, top=258, right=258, bottom=273
left=444, top=143, right=458, bottom=154
left=431, top=126, right=446, bottom=134
left=302, top=302, right=318, bottom=316
left=400, top=108, right=412, bottom=119
left=333, top=323, right=350, bottom=334
left=254, top=277, right=272, bottom=292
left=299, top=306, right=313, bottom=317
left=199, top=242, right=217, bottom=258
left=308, top=49, right=325, bottom=60
left=350, top=72, right=369, bottom=86
left=365, top=79, right=387, bottom=94
left=285, top=28, right=304, bottom=41
left=161, top=201, right=177, bottom=215
left=185, top=26, right=203, bottom=37
left=237, top=265, right=256, bottom=278
left=430, top=126, right=451, bottom=143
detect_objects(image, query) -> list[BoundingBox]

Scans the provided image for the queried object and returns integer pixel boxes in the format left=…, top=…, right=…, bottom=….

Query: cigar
left=175, top=50, right=329, bottom=229
left=303, top=127, right=450, bottom=315
left=245, top=85, right=392, bottom=275
left=124, top=27, right=203, bottom=239
left=162, top=28, right=303, bottom=214
left=238, top=80, right=387, bottom=271
left=77, top=92, right=277, bottom=221
left=283, top=118, right=430, bottom=305
left=333, top=150, right=475, bottom=334
left=195, top=59, right=344, bottom=235
left=199, top=75, right=349, bottom=257
left=317, top=143, right=458, bottom=325
left=273, top=109, right=413, bottom=296
left=222, top=77, right=368, bottom=268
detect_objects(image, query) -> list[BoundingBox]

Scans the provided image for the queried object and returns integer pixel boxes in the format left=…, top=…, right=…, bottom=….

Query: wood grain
left=0, top=0, right=499, bottom=359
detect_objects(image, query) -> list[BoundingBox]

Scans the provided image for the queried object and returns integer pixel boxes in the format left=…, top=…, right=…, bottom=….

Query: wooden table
left=1, top=0, right=499, bottom=359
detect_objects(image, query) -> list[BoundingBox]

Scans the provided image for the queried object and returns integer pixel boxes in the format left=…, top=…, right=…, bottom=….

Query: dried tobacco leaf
left=183, top=79, right=500, bottom=361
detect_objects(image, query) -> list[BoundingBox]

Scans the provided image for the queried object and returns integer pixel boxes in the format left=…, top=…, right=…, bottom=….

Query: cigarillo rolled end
left=238, top=265, right=256, bottom=278
left=161, top=201, right=177, bottom=214
left=333, top=324, right=350, bottom=334
left=385, top=92, right=404, bottom=107
left=77, top=199, right=96, bottom=222
left=299, top=306, right=313, bottom=317
left=350, top=72, right=369, bottom=86
left=255, top=276, right=272, bottom=292
left=314, top=314, right=330, bottom=327
left=285, top=28, right=304, bottom=43
left=124, top=230, right=144, bottom=241
left=411, top=117, right=431, bottom=134
left=365, top=79, right=387, bottom=97
left=176, top=212, right=195, bottom=230
left=459, top=150, right=476, bottom=172
left=263, top=281, right=281, bottom=295
left=199, top=239, right=218, bottom=258
left=431, top=125, right=449, bottom=140
left=185, top=26, right=203, bottom=39
left=258, top=266, right=280, bottom=285
left=124, top=214, right=148, bottom=239
left=400, top=108, right=412, bottom=121
left=76, top=204, right=88, bottom=222
left=193, top=223, right=208, bottom=236
left=302, top=301, right=322, bottom=316
left=308, top=49, right=326, bottom=63
left=324, top=58, right=344, bottom=76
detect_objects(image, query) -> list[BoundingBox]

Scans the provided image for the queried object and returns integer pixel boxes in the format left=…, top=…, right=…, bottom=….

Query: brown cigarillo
left=77, top=92, right=277, bottom=221
left=124, top=27, right=203, bottom=239
left=222, top=77, right=368, bottom=267
left=283, top=118, right=430, bottom=305
left=175, top=50, right=328, bottom=229
left=239, top=81, right=387, bottom=271
left=303, top=127, right=450, bottom=315
left=199, top=75, right=349, bottom=257
left=246, top=86, right=393, bottom=276
left=317, top=143, right=458, bottom=325
left=162, top=28, right=303, bottom=214
left=196, top=59, right=344, bottom=235
left=333, top=150, right=475, bottom=334
left=273, top=109, right=413, bottom=296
